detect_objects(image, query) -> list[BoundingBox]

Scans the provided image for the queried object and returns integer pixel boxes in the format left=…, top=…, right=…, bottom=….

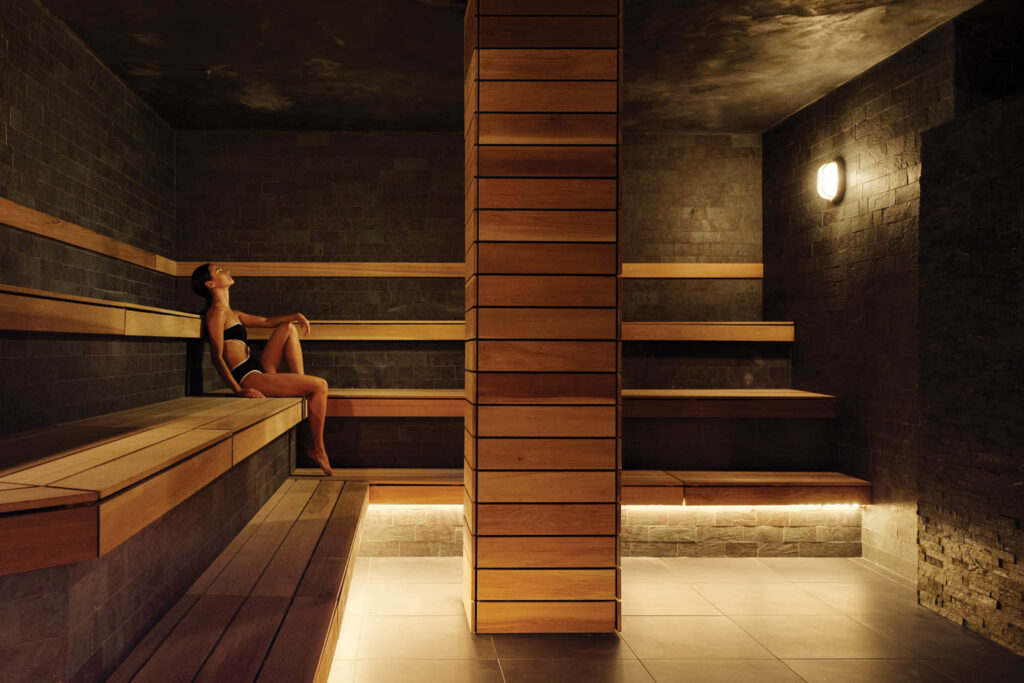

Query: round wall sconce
left=817, top=158, right=845, bottom=204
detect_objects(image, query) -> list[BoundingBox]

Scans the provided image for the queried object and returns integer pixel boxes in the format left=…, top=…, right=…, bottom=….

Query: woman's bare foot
left=308, top=448, right=332, bottom=476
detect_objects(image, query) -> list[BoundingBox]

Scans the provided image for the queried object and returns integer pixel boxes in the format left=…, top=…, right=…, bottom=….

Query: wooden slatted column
left=463, top=0, right=621, bottom=634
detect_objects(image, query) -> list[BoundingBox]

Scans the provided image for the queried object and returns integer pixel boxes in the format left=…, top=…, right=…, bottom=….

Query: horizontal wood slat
left=478, top=81, right=618, bottom=112
left=622, top=389, right=838, bottom=419
left=477, top=471, right=616, bottom=503
left=477, top=243, right=617, bottom=275
left=476, top=503, right=617, bottom=535
left=622, top=263, right=764, bottom=279
left=246, top=321, right=464, bottom=341
left=479, top=17, right=618, bottom=48
left=478, top=0, right=619, bottom=15
left=479, top=114, right=617, bottom=145
left=479, top=178, right=617, bottom=209
left=477, top=341, right=616, bottom=372
left=0, top=506, right=98, bottom=575
left=175, top=261, right=463, bottom=278
left=476, top=372, right=616, bottom=404
left=477, top=569, right=616, bottom=600
left=683, top=485, right=872, bottom=506
left=479, top=210, right=617, bottom=242
left=476, top=438, right=617, bottom=470
left=477, top=275, right=616, bottom=307
left=476, top=536, right=617, bottom=568
left=479, top=49, right=618, bottom=80
left=477, top=406, right=617, bottom=437
left=476, top=601, right=618, bottom=633
left=622, top=322, right=794, bottom=342
left=478, top=307, right=617, bottom=339
left=478, top=146, right=616, bottom=177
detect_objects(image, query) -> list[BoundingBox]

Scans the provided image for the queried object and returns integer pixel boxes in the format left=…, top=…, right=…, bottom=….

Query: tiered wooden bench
left=291, top=468, right=870, bottom=507
left=110, top=477, right=368, bottom=683
left=0, top=397, right=304, bottom=576
left=0, top=284, right=200, bottom=338
left=622, top=389, right=837, bottom=418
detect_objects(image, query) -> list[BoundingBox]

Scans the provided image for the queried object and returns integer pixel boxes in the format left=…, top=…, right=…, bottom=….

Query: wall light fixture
left=816, top=158, right=845, bottom=203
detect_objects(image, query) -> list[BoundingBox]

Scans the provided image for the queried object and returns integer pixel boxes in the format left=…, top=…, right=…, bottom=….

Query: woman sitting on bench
left=191, top=263, right=332, bottom=475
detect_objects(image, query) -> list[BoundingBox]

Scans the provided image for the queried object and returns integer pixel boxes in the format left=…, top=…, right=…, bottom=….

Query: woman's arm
left=206, top=308, right=263, bottom=398
left=235, top=310, right=310, bottom=335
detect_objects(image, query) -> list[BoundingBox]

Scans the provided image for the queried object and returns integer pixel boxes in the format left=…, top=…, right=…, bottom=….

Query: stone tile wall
left=918, top=92, right=1024, bottom=654
left=0, top=432, right=291, bottom=682
left=623, top=341, right=791, bottom=390
left=762, top=24, right=957, bottom=581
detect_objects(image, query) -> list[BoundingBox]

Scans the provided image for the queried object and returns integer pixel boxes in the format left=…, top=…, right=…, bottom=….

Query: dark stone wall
left=174, top=130, right=463, bottom=263
left=621, top=131, right=763, bottom=321
left=623, top=341, right=790, bottom=390
left=918, top=93, right=1024, bottom=655
left=0, top=0, right=176, bottom=304
left=763, top=24, right=956, bottom=581
left=954, top=0, right=1024, bottom=115
left=0, top=432, right=291, bottom=683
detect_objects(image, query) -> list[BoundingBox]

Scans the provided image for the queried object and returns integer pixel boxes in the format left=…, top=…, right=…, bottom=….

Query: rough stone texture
left=358, top=504, right=463, bottom=558
left=175, top=130, right=463, bottom=263
left=623, top=279, right=763, bottom=322
left=0, top=0, right=176, bottom=267
left=917, top=93, right=1024, bottom=655
left=322, top=418, right=462, bottom=470
left=0, top=333, right=187, bottom=437
left=0, top=433, right=291, bottom=683
left=623, top=341, right=791, bottom=390
left=763, top=23, right=957, bottom=582
left=623, top=418, right=835, bottom=471
left=622, top=132, right=762, bottom=263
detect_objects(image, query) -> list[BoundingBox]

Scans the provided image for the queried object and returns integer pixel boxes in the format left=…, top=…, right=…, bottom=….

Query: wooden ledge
left=0, top=284, right=200, bottom=338
left=621, top=263, right=763, bottom=279
left=0, top=397, right=304, bottom=575
left=246, top=320, right=464, bottom=341
left=176, top=261, right=464, bottom=278
left=622, top=321, right=794, bottom=342
left=622, top=389, right=837, bottom=419
left=289, top=468, right=871, bottom=506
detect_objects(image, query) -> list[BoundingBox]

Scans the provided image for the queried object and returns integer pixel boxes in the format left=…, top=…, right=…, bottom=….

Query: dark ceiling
left=41, top=0, right=983, bottom=132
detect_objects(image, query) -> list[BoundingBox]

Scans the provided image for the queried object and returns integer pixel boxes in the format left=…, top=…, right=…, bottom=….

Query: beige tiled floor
left=329, top=557, right=1024, bottom=683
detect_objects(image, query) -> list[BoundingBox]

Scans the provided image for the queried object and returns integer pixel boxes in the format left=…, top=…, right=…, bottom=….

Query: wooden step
left=622, top=389, right=837, bottom=419
left=246, top=320, right=464, bottom=341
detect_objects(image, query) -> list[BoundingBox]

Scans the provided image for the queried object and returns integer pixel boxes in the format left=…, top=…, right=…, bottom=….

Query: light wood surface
left=477, top=242, right=617, bottom=274
left=476, top=372, right=617, bottom=404
left=476, top=503, right=617, bottom=535
left=246, top=321, right=464, bottom=341
left=478, top=210, right=617, bottom=242
left=479, top=49, right=618, bottom=79
left=0, top=506, right=98, bottom=575
left=477, top=340, right=617, bottom=372
left=477, top=536, right=617, bottom=568
left=232, top=403, right=304, bottom=464
left=477, top=406, right=618, bottom=437
left=175, top=261, right=463, bottom=278
left=475, top=601, right=617, bottom=633
left=478, top=275, right=617, bottom=307
left=477, top=471, right=616, bottom=503
left=476, top=438, right=617, bottom=470
left=621, top=263, right=764, bottom=278
left=477, top=569, right=616, bottom=600
left=0, top=485, right=97, bottom=514
left=622, top=321, right=795, bottom=342
left=478, top=307, right=616, bottom=339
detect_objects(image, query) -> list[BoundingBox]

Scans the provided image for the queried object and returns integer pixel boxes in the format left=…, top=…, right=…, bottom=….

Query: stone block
left=648, top=526, right=697, bottom=543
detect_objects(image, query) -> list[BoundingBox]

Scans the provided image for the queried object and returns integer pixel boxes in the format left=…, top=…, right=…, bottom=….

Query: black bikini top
left=223, top=322, right=248, bottom=342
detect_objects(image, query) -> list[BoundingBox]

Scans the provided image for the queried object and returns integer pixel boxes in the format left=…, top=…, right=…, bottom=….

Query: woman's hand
left=292, top=313, right=311, bottom=336
left=237, top=387, right=265, bottom=399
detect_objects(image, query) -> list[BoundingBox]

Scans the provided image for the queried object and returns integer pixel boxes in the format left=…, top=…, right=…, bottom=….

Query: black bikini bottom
left=230, top=348, right=265, bottom=385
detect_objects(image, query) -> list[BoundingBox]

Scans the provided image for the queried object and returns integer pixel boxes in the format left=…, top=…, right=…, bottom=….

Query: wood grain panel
left=466, top=307, right=478, bottom=339
left=464, top=460, right=476, bottom=502
left=466, top=369, right=477, bottom=403
left=479, top=178, right=617, bottom=209
left=671, top=471, right=871, bottom=486
left=476, top=372, right=616, bottom=404
left=478, top=146, right=616, bottom=177
left=621, top=486, right=685, bottom=506
left=466, top=275, right=478, bottom=310
left=477, top=243, right=617, bottom=275
left=477, top=569, right=615, bottom=600
left=176, top=261, right=464, bottom=278
left=622, top=321, right=795, bottom=343
left=464, top=488, right=476, bottom=534
left=476, top=503, right=616, bottom=535
left=466, top=177, right=478, bottom=222
left=247, top=321, right=465, bottom=341
left=479, top=17, right=618, bottom=48
left=466, top=340, right=477, bottom=372
left=465, top=400, right=477, bottom=437
left=478, top=307, right=617, bottom=339
left=479, top=210, right=617, bottom=242
left=479, top=0, right=619, bottom=14
left=98, top=440, right=233, bottom=554
left=476, top=536, right=616, bottom=568
left=477, top=471, right=616, bottom=503
left=0, top=506, right=97, bottom=575
left=477, top=341, right=616, bottom=372
left=476, top=601, right=617, bottom=633
left=479, top=114, right=617, bottom=145
left=369, top=485, right=463, bottom=505
left=621, top=263, right=764, bottom=279
left=478, top=275, right=616, bottom=307
left=465, top=430, right=476, bottom=468
left=0, top=291, right=125, bottom=335
left=479, top=82, right=617, bottom=113
left=0, top=485, right=97, bottom=513
left=477, top=406, right=616, bottom=437
left=476, top=438, right=616, bottom=470
left=466, top=210, right=478, bottom=255
left=125, top=310, right=201, bottom=338
left=684, top=486, right=872, bottom=506
left=233, top=403, right=304, bottom=464
left=479, top=49, right=617, bottom=80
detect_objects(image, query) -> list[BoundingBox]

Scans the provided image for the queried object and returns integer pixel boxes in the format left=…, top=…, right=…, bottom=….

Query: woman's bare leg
left=244, top=372, right=331, bottom=475
left=260, top=322, right=304, bottom=375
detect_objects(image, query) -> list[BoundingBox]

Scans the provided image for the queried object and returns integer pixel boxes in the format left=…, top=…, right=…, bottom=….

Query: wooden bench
left=0, top=397, right=304, bottom=575
left=0, top=284, right=200, bottom=338
left=290, top=468, right=871, bottom=506
left=109, top=477, right=368, bottom=683
left=622, top=388, right=838, bottom=418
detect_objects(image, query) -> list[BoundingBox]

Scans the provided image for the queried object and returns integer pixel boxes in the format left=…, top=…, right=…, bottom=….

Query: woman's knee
left=311, top=376, right=328, bottom=394
left=277, top=321, right=298, bottom=338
